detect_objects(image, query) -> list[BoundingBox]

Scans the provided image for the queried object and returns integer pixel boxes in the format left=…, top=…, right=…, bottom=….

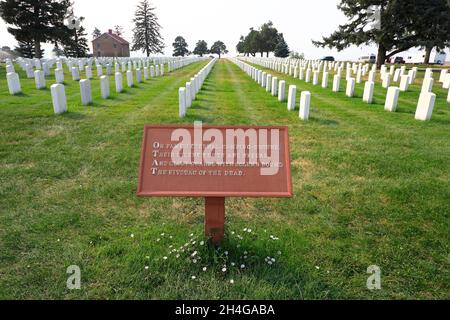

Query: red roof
left=93, top=30, right=129, bottom=45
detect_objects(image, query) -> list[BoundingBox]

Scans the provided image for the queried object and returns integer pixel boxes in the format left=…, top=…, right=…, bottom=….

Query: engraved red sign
left=137, top=124, right=292, bottom=198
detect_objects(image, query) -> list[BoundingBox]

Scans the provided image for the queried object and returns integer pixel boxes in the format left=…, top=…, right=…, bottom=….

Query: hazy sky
left=0, top=0, right=444, bottom=59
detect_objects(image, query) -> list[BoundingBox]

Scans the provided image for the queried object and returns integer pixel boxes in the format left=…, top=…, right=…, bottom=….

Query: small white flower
left=146, top=256, right=150, bottom=259
left=224, top=251, right=229, bottom=256
left=315, top=266, right=320, bottom=270
left=271, top=258, right=276, bottom=262
left=163, top=256, right=168, bottom=260
left=240, top=264, right=245, bottom=269
left=277, top=251, right=282, bottom=255
left=156, top=238, right=160, bottom=242
left=244, top=251, right=248, bottom=255
left=170, top=236, right=173, bottom=239
left=203, top=267, right=207, bottom=272
left=200, top=241, right=205, bottom=246
left=130, top=234, right=134, bottom=238
left=230, top=279, right=234, bottom=284
left=191, top=276, right=196, bottom=280
left=190, top=233, right=194, bottom=237
left=176, top=254, right=180, bottom=258
left=144, top=266, right=149, bottom=270
left=222, top=267, right=227, bottom=272
left=193, top=259, right=197, bottom=264
left=231, top=262, right=236, bottom=267
left=268, top=261, right=273, bottom=265
left=244, top=256, right=247, bottom=259
left=161, top=233, right=165, bottom=237
left=247, top=229, right=252, bottom=233
left=191, top=251, right=198, bottom=257
left=243, top=228, right=247, bottom=232
left=231, top=231, right=235, bottom=235
left=57, top=239, right=60, bottom=242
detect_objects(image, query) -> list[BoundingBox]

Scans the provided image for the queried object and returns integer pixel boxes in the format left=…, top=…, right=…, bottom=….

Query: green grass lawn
left=0, top=59, right=449, bottom=299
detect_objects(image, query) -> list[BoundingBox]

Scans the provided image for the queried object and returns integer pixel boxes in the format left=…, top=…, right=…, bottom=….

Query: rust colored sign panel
left=137, top=124, right=292, bottom=197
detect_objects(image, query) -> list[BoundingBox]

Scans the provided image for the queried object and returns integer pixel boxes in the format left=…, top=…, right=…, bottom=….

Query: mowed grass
left=0, top=59, right=449, bottom=299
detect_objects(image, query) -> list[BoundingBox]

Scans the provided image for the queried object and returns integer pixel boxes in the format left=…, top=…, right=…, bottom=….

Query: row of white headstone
left=231, top=58, right=311, bottom=120
left=240, top=57, right=450, bottom=121
left=5, top=56, right=206, bottom=97
left=179, top=58, right=217, bottom=117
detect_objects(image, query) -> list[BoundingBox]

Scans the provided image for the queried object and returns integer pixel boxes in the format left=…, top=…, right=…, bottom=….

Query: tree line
left=172, top=37, right=228, bottom=58
left=236, top=21, right=290, bottom=58
left=313, top=0, right=450, bottom=67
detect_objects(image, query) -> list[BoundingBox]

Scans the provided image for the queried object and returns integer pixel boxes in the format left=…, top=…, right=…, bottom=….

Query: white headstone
left=6, top=72, right=21, bottom=95
left=55, top=68, right=64, bottom=84
left=382, top=74, right=391, bottom=88
left=333, top=75, right=340, bottom=92
left=299, top=91, right=311, bottom=120
left=144, top=67, right=149, bottom=80
left=186, top=82, right=192, bottom=108
left=179, top=87, right=186, bottom=118
left=415, top=92, right=436, bottom=121
left=443, top=74, right=450, bottom=89
left=305, top=69, right=311, bottom=83
left=100, top=75, right=110, bottom=99
left=126, top=70, right=134, bottom=87
left=346, top=78, right=355, bottom=97
left=97, top=65, right=103, bottom=77
left=85, top=66, right=92, bottom=79
left=363, top=81, right=374, bottom=104
left=287, top=85, right=297, bottom=111
left=384, top=87, right=400, bottom=112
left=50, top=84, right=67, bottom=114
left=278, top=80, right=286, bottom=102
left=271, top=77, right=278, bottom=96
left=72, top=66, right=80, bottom=81
left=438, top=69, right=448, bottom=83
left=322, top=72, right=329, bottom=88
left=80, top=79, right=92, bottom=105
left=313, top=71, right=319, bottom=85
left=136, top=68, right=142, bottom=83
left=399, top=75, right=410, bottom=91
left=34, top=70, right=46, bottom=89
left=266, top=74, right=272, bottom=92
left=421, top=77, right=434, bottom=93
left=115, top=72, right=123, bottom=93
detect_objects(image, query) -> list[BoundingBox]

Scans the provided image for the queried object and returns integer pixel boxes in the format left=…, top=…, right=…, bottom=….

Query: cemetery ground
left=0, top=59, right=449, bottom=300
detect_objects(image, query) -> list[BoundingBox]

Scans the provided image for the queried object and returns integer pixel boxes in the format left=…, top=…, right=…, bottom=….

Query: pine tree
left=0, top=0, right=70, bottom=58
left=62, top=17, right=89, bottom=57
left=14, top=39, right=44, bottom=58
left=274, top=34, right=290, bottom=58
left=114, top=25, right=124, bottom=37
left=172, top=36, right=189, bottom=57
left=312, top=0, right=446, bottom=68
left=193, top=40, right=209, bottom=57
left=92, top=27, right=102, bottom=40
left=131, top=0, right=164, bottom=57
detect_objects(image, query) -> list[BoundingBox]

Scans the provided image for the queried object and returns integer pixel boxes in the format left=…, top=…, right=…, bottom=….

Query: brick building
left=92, top=29, right=130, bottom=58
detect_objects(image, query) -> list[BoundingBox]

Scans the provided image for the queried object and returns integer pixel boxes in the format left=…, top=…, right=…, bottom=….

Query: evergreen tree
left=210, top=41, right=228, bottom=58
left=236, top=36, right=245, bottom=55
left=62, top=17, right=89, bottom=57
left=312, top=0, right=444, bottom=68
left=414, top=0, right=450, bottom=64
left=92, top=27, right=102, bottom=39
left=52, top=44, right=64, bottom=57
left=172, top=36, right=189, bottom=57
left=193, top=40, right=208, bottom=57
left=114, top=25, right=124, bottom=37
left=131, top=0, right=164, bottom=57
left=258, top=21, right=279, bottom=57
left=14, top=39, right=44, bottom=58
left=0, top=0, right=70, bottom=58
left=274, top=34, right=290, bottom=58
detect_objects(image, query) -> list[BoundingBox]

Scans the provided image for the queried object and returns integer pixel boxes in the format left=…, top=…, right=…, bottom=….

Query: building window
left=113, top=44, right=117, bottom=48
